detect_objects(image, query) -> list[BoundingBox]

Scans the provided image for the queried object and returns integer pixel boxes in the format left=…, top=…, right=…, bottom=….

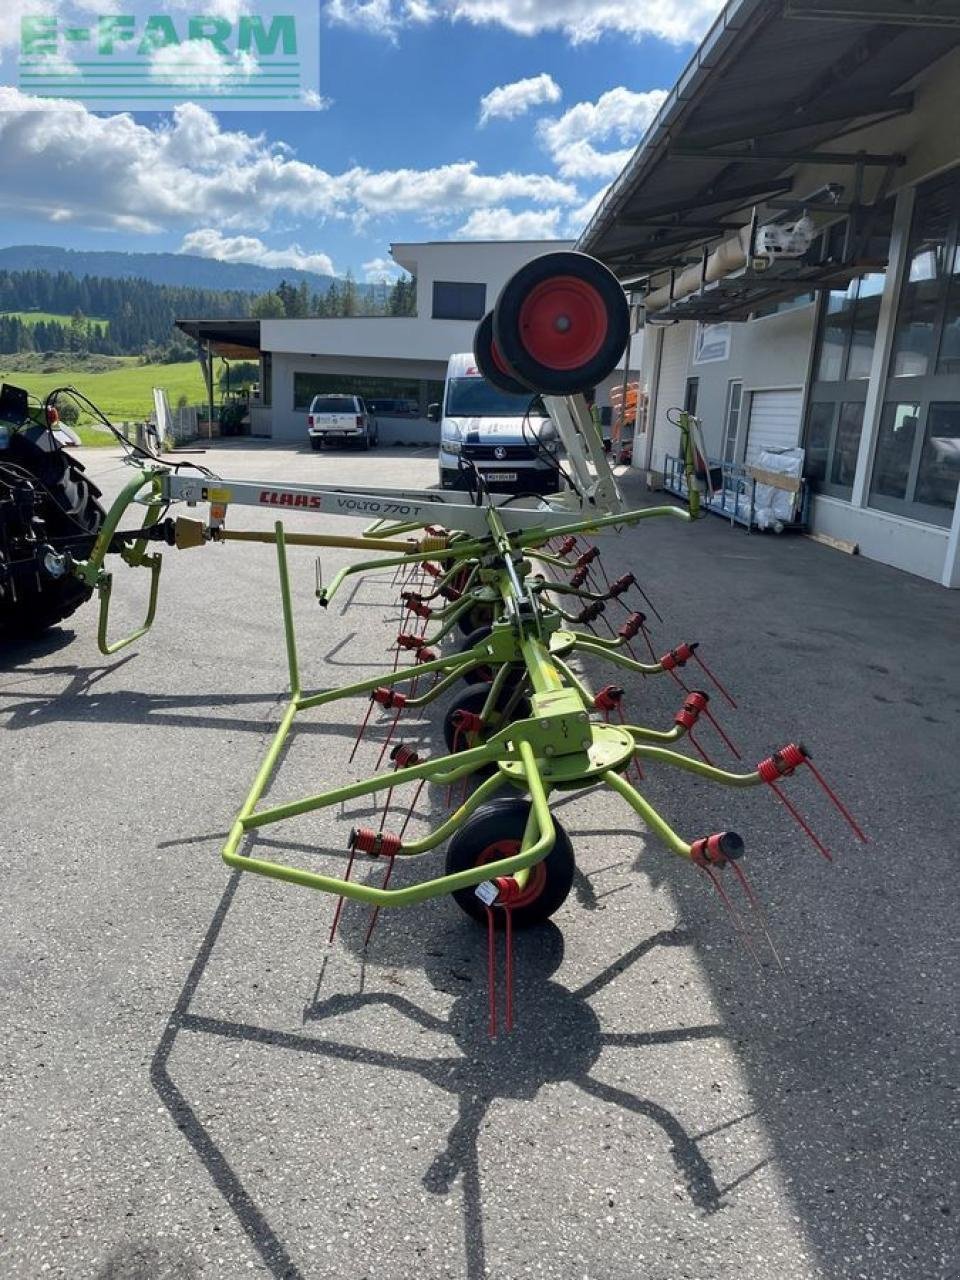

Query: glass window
left=293, top=373, right=432, bottom=414
left=816, top=289, right=852, bottom=381
left=722, top=381, right=742, bottom=463
left=870, top=402, right=921, bottom=501
left=432, top=281, right=486, bottom=321
left=915, top=402, right=960, bottom=510
left=751, top=293, right=815, bottom=321
left=445, top=378, right=544, bottom=418
left=804, top=403, right=832, bottom=483
left=889, top=174, right=953, bottom=378
left=830, top=403, right=864, bottom=492
left=816, top=271, right=887, bottom=382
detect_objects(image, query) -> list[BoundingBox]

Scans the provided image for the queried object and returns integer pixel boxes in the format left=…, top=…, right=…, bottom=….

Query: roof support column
left=641, top=324, right=665, bottom=485
left=850, top=184, right=915, bottom=508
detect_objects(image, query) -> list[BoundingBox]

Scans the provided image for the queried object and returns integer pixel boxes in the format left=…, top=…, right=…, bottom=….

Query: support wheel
left=473, top=310, right=531, bottom=395
left=456, top=600, right=496, bottom=636
left=458, top=624, right=522, bottom=689
left=445, top=798, right=575, bottom=929
left=492, top=251, right=629, bottom=396
left=442, top=685, right=532, bottom=777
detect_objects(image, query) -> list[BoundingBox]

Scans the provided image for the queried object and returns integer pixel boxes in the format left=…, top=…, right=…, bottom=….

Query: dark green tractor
left=0, top=383, right=105, bottom=639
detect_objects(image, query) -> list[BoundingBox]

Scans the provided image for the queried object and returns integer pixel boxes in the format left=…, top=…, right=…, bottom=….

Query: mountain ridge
left=0, top=244, right=374, bottom=295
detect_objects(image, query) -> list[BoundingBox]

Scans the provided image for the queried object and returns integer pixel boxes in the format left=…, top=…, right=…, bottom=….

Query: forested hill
left=0, top=270, right=252, bottom=355
left=0, top=244, right=346, bottom=294
left=0, top=266, right=416, bottom=357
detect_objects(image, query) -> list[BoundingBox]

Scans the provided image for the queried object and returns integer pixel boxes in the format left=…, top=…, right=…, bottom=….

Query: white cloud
left=362, top=256, right=407, bottom=282
left=180, top=229, right=337, bottom=277
left=564, top=186, right=609, bottom=237
left=478, top=73, right=560, bottom=126
left=538, top=86, right=667, bottom=179
left=327, top=0, right=721, bottom=44
left=149, top=39, right=258, bottom=92
left=0, top=90, right=578, bottom=237
left=455, top=206, right=562, bottom=240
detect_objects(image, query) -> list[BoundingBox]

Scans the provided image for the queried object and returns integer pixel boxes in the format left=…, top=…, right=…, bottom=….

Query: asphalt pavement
left=1, top=440, right=958, bottom=1280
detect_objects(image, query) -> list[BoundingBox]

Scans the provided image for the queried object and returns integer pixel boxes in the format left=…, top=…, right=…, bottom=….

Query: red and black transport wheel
left=492, top=251, right=629, bottom=396
left=472, top=310, right=531, bottom=395
left=445, top=797, right=575, bottom=928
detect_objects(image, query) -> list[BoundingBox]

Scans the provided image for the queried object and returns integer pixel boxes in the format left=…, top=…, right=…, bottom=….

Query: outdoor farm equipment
left=1, top=251, right=865, bottom=1032
left=0, top=381, right=106, bottom=637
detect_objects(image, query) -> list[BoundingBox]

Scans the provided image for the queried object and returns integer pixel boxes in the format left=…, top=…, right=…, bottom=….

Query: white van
left=428, top=352, right=562, bottom=493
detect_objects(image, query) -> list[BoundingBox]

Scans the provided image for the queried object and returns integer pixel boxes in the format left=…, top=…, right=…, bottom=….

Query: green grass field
left=1, top=310, right=110, bottom=327
left=0, top=357, right=207, bottom=445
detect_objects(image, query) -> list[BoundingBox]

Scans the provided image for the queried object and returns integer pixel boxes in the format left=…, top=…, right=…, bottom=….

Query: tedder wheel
left=456, top=599, right=496, bottom=636
left=442, top=684, right=532, bottom=778
left=472, top=310, right=531, bottom=395
left=492, top=251, right=629, bottom=396
left=445, top=797, right=575, bottom=928
left=458, top=624, right=523, bottom=690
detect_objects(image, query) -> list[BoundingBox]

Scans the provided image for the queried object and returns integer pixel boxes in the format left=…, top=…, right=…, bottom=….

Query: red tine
left=362, top=851, right=397, bottom=950
left=375, top=707, right=404, bottom=769
left=767, top=781, right=833, bottom=862
left=804, top=758, right=868, bottom=842
left=349, top=699, right=375, bottom=763
left=637, top=586, right=664, bottom=624
left=504, top=908, right=514, bottom=1033
left=328, top=845, right=357, bottom=943
left=485, top=905, right=497, bottom=1038
left=699, top=865, right=764, bottom=971
left=687, top=730, right=715, bottom=767
left=398, top=778, right=426, bottom=841
left=726, top=861, right=785, bottom=973
left=701, top=705, right=742, bottom=760
left=691, top=651, right=737, bottom=709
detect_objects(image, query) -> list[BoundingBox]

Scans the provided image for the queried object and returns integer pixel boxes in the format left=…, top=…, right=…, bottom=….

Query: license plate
left=485, top=471, right=517, bottom=482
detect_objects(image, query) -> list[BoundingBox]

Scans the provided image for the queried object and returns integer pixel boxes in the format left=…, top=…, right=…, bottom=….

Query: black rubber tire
left=1, top=432, right=105, bottom=639
left=473, top=310, right=532, bottom=395
left=446, top=797, right=575, bottom=929
left=310, top=438, right=323, bottom=451
left=442, top=684, right=532, bottom=778
left=458, top=624, right=524, bottom=690
left=456, top=599, right=496, bottom=636
left=492, top=251, right=629, bottom=396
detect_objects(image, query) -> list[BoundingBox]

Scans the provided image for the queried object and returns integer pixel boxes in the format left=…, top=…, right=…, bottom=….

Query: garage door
left=652, top=324, right=691, bottom=464
left=744, top=388, right=803, bottom=462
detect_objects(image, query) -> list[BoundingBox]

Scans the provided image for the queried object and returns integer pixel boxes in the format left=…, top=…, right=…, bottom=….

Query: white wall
left=391, top=239, right=574, bottom=322
left=268, top=352, right=447, bottom=445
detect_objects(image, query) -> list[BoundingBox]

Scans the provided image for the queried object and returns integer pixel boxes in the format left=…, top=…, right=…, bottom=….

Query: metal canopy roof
left=175, top=318, right=262, bottom=358
left=577, top=0, right=960, bottom=319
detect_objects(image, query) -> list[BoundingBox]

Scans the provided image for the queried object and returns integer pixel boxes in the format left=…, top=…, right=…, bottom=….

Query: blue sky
left=0, top=2, right=722, bottom=281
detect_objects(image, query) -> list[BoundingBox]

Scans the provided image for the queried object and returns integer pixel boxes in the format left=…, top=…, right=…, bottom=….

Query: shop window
left=432, top=281, right=486, bottom=321
left=915, top=403, right=960, bottom=510
left=870, top=402, right=921, bottom=502
left=815, top=271, right=886, bottom=382
left=293, top=373, right=438, bottom=415
left=889, top=174, right=955, bottom=378
left=803, top=401, right=863, bottom=497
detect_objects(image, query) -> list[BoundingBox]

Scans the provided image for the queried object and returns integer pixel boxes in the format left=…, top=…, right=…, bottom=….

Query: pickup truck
left=307, top=394, right=379, bottom=450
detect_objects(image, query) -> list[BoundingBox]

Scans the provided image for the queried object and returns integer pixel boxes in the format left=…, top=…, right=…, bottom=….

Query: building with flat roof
left=578, top=0, right=960, bottom=587
left=179, top=239, right=640, bottom=448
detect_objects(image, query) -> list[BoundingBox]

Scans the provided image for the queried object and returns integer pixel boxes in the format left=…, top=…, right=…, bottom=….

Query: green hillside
left=0, top=356, right=207, bottom=445
left=1, top=309, right=109, bottom=326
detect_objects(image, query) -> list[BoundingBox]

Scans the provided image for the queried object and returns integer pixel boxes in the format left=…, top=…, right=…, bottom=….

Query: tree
left=388, top=274, right=416, bottom=317
left=251, top=290, right=286, bottom=319
left=341, top=270, right=358, bottom=318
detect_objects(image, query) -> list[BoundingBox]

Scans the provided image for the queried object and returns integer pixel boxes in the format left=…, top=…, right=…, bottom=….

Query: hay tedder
left=0, top=252, right=864, bottom=1032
